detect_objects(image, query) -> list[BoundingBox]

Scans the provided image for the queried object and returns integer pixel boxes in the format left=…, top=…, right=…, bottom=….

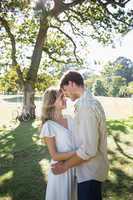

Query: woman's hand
left=51, top=161, right=68, bottom=174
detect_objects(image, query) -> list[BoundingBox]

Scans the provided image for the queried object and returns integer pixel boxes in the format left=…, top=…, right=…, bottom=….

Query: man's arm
left=51, top=153, right=92, bottom=174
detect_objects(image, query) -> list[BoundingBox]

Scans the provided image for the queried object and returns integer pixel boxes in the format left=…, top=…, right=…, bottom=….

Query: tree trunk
left=18, top=82, right=36, bottom=121
left=18, top=15, right=49, bottom=121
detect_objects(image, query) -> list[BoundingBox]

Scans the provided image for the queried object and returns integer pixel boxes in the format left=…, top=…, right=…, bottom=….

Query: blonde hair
left=41, top=87, right=59, bottom=127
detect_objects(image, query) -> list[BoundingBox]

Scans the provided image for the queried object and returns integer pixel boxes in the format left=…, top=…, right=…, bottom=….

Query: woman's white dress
left=40, top=119, right=77, bottom=200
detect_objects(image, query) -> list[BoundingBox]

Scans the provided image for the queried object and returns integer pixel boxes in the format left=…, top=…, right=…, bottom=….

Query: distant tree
left=101, top=57, right=133, bottom=97
left=0, top=68, right=19, bottom=93
left=119, top=85, right=128, bottom=97
left=85, top=74, right=99, bottom=91
left=127, top=81, right=133, bottom=96
left=92, top=79, right=107, bottom=96
left=102, top=58, right=133, bottom=84
left=108, top=76, right=127, bottom=97
left=36, top=73, right=58, bottom=92
left=113, top=57, right=133, bottom=83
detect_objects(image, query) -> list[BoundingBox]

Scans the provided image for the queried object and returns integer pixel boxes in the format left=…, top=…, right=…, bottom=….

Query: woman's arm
left=41, top=137, right=75, bottom=161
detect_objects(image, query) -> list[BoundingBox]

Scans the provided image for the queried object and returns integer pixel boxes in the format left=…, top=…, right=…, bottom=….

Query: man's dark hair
left=60, top=70, right=84, bottom=88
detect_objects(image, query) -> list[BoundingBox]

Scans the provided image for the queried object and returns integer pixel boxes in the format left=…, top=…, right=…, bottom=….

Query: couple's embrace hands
left=51, top=161, right=68, bottom=174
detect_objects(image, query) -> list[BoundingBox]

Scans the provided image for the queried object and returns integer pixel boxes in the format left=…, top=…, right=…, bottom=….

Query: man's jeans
left=78, top=180, right=102, bottom=200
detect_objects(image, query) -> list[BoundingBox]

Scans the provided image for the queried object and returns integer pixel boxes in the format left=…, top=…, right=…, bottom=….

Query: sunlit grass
left=0, top=171, right=14, bottom=186
left=0, top=121, right=49, bottom=200
left=0, top=196, right=12, bottom=200
left=103, top=117, right=133, bottom=200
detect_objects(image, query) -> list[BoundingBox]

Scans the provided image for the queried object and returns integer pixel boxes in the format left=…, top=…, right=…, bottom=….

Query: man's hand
left=51, top=161, right=68, bottom=175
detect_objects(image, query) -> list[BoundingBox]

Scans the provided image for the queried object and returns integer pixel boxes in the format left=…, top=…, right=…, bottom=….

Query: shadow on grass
left=107, top=119, right=128, bottom=134
left=103, top=118, right=133, bottom=200
left=0, top=121, right=50, bottom=200
left=103, top=168, right=133, bottom=200
left=107, top=119, right=133, bottom=160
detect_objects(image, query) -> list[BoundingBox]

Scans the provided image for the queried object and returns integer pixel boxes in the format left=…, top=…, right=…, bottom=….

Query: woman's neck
left=53, top=110, right=68, bottom=128
left=54, top=110, right=64, bottom=122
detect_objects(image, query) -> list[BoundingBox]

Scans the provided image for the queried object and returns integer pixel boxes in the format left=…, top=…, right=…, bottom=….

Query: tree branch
left=48, top=56, right=69, bottom=64
left=63, top=0, right=86, bottom=7
left=0, top=16, right=24, bottom=86
left=51, top=0, right=86, bottom=17
left=97, top=0, right=131, bottom=7
left=43, top=46, right=76, bottom=64
left=50, top=25, right=80, bottom=62
left=27, top=14, right=49, bottom=83
left=98, top=2, right=133, bottom=28
left=56, top=16, right=90, bottom=38
left=68, top=8, right=87, bottom=22
left=124, top=0, right=131, bottom=5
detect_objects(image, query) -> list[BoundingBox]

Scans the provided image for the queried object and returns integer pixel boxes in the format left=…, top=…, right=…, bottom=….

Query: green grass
left=103, top=117, right=133, bottom=200
left=0, top=121, right=50, bottom=200
left=0, top=118, right=133, bottom=200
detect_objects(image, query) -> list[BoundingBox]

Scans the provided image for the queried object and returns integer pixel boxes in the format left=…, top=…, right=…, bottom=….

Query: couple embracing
left=40, top=70, right=109, bottom=200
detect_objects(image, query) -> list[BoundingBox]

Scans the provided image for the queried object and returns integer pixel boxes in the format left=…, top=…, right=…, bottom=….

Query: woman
left=40, top=87, right=77, bottom=200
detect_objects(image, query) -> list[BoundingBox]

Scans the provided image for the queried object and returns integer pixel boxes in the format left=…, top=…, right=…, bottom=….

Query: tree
left=0, top=67, right=20, bottom=94
left=85, top=74, right=99, bottom=91
left=107, top=76, right=127, bottom=97
left=36, top=72, right=58, bottom=92
left=102, top=57, right=133, bottom=83
left=101, top=57, right=133, bottom=97
left=119, top=85, right=128, bottom=97
left=0, top=0, right=133, bottom=119
left=92, top=79, right=107, bottom=96
left=113, top=57, right=133, bottom=83
left=127, top=81, right=133, bottom=96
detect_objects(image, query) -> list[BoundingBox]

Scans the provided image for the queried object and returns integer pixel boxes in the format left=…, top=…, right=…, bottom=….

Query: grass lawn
left=0, top=117, right=133, bottom=200
left=0, top=121, right=50, bottom=200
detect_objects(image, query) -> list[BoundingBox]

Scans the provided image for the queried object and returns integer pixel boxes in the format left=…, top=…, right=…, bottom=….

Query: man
left=52, top=70, right=109, bottom=200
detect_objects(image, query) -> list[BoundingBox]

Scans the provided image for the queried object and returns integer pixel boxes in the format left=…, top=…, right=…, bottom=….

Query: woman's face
left=54, top=92, right=66, bottom=110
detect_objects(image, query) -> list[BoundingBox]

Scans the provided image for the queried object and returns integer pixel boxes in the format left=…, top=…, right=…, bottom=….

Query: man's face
left=61, top=81, right=79, bottom=101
